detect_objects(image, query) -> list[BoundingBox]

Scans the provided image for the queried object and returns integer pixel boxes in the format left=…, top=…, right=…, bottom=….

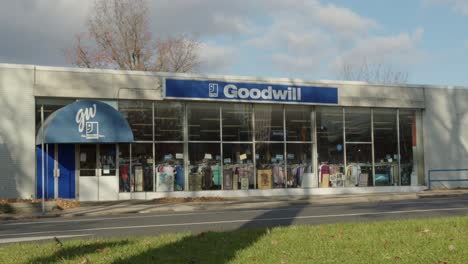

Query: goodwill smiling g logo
left=75, top=104, right=104, bottom=140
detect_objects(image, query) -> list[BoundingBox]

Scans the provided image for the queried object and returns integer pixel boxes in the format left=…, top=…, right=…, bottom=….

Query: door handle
left=54, top=169, right=60, bottom=177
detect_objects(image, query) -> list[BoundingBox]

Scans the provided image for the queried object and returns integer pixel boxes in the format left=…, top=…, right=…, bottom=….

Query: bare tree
left=338, top=57, right=409, bottom=85
left=155, top=34, right=200, bottom=73
left=67, top=0, right=199, bottom=72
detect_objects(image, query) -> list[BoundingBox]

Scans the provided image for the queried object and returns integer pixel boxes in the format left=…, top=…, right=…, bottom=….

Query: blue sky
left=1, top=0, right=468, bottom=86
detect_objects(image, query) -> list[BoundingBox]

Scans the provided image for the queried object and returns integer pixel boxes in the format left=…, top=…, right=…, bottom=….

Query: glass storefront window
left=35, top=98, right=75, bottom=134
left=79, top=144, right=97, bottom=176
left=118, top=144, right=131, bottom=192
left=99, top=144, right=116, bottom=176
left=131, top=143, right=153, bottom=192
left=155, top=102, right=184, bottom=141
left=255, top=105, right=284, bottom=142
left=188, top=143, right=221, bottom=190
left=285, top=106, right=311, bottom=141
left=256, top=143, right=285, bottom=189
left=286, top=143, right=312, bottom=188
left=374, top=109, right=399, bottom=186
left=222, top=143, right=254, bottom=190
left=222, top=104, right=253, bottom=141
left=346, top=144, right=373, bottom=187
left=188, top=103, right=220, bottom=141
left=119, top=101, right=153, bottom=141
left=400, top=110, right=417, bottom=186
left=317, top=107, right=344, bottom=188
left=345, top=108, right=371, bottom=142
left=155, top=143, right=185, bottom=191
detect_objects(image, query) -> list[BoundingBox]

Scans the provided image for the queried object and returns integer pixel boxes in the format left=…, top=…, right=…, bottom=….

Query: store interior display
left=114, top=101, right=420, bottom=193
left=156, top=158, right=184, bottom=192
left=131, top=144, right=153, bottom=192
left=189, top=160, right=221, bottom=191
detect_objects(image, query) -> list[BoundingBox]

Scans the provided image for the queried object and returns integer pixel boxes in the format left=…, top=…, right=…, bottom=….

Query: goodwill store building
left=0, top=63, right=467, bottom=201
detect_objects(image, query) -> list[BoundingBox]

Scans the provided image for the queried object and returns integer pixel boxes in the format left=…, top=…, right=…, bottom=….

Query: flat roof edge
left=0, top=63, right=35, bottom=70
left=1, top=62, right=467, bottom=90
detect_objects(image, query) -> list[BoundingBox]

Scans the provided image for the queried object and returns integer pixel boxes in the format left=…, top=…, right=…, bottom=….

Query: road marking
left=0, top=234, right=91, bottom=244
left=3, top=197, right=468, bottom=226
left=0, top=206, right=467, bottom=238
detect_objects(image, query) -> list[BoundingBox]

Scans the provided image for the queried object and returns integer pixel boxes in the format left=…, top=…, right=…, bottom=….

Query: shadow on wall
left=0, top=68, right=35, bottom=199
left=0, top=144, right=18, bottom=198
left=426, top=88, right=468, bottom=188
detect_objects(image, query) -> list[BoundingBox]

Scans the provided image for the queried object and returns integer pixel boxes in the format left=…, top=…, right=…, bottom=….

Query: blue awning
left=36, top=100, right=134, bottom=144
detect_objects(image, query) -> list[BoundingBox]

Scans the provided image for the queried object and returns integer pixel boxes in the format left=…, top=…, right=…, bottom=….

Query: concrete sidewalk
left=1, top=189, right=468, bottom=220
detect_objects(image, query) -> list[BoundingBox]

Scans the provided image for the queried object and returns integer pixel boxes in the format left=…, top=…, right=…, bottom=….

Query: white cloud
left=0, top=0, right=90, bottom=65
left=0, top=0, right=427, bottom=80
left=197, top=43, right=238, bottom=73
left=423, top=0, right=468, bottom=15
left=331, top=28, right=426, bottom=73
left=271, top=53, right=322, bottom=74
left=316, top=3, right=380, bottom=39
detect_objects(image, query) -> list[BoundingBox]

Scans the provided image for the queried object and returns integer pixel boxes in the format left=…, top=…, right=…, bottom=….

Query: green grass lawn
left=1, top=216, right=467, bottom=264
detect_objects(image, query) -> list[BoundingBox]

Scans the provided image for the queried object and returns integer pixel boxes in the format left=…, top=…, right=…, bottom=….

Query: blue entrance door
left=58, top=144, right=75, bottom=199
left=36, top=145, right=55, bottom=199
left=36, top=144, right=75, bottom=199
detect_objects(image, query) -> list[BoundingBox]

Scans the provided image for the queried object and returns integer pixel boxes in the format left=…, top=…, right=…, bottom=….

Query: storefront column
left=415, top=110, right=425, bottom=186
left=371, top=108, right=376, bottom=186
left=311, top=107, right=318, bottom=188
left=397, top=109, right=401, bottom=185
left=220, top=104, right=224, bottom=190
left=152, top=102, right=156, bottom=192
left=283, top=105, right=287, bottom=189
left=252, top=104, right=257, bottom=189
left=343, top=108, right=347, bottom=173
left=183, top=103, right=189, bottom=191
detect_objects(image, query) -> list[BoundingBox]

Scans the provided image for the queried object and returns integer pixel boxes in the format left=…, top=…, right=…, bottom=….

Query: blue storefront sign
left=164, top=78, right=338, bottom=104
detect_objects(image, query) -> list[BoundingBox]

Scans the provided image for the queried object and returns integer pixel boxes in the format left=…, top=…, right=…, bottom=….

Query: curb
left=2, top=192, right=467, bottom=220
left=417, top=193, right=468, bottom=198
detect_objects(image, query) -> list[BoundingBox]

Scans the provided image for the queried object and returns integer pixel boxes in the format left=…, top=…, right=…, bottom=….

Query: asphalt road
left=0, top=196, right=467, bottom=245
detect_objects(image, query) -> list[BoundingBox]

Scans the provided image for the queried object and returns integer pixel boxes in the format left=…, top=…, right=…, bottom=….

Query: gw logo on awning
left=76, top=104, right=104, bottom=140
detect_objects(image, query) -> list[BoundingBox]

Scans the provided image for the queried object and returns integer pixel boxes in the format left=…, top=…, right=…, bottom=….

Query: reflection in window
left=35, top=98, right=74, bottom=135
left=374, top=109, right=398, bottom=186
left=255, top=105, right=284, bottom=142
left=188, top=143, right=221, bottom=190
left=286, top=143, right=312, bottom=188
left=79, top=145, right=96, bottom=176
left=346, top=144, right=373, bottom=187
left=256, top=143, right=285, bottom=189
left=119, top=144, right=130, bottom=192
left=132, top=144, right=153, bottom=192
left=99, top=144, right=116, bottom=176
left=285, top=105, right=311, bottom=141
left=223, top=143, right=254, bottom=190
left=155, top=143, right=185, bottom=191
left=400, top=110, right=417, bottom=186
left=317, top=107, right=344, bottom=188
left=188, top=103, right=220, bottom=141
left=154, top=102, right=184, bottom=141
left=345, top=108, right=371, bottom=142
left=222, top=104, right=253, bottom=141
left=119, top=101, right=153, bottom=141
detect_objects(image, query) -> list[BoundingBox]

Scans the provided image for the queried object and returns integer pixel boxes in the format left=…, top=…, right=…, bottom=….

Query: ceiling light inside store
left=158, top=129, right=180, bottom=132
left=154, top=117, right=179, bottom=120
left=200, top=130, right=220, bottom=132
